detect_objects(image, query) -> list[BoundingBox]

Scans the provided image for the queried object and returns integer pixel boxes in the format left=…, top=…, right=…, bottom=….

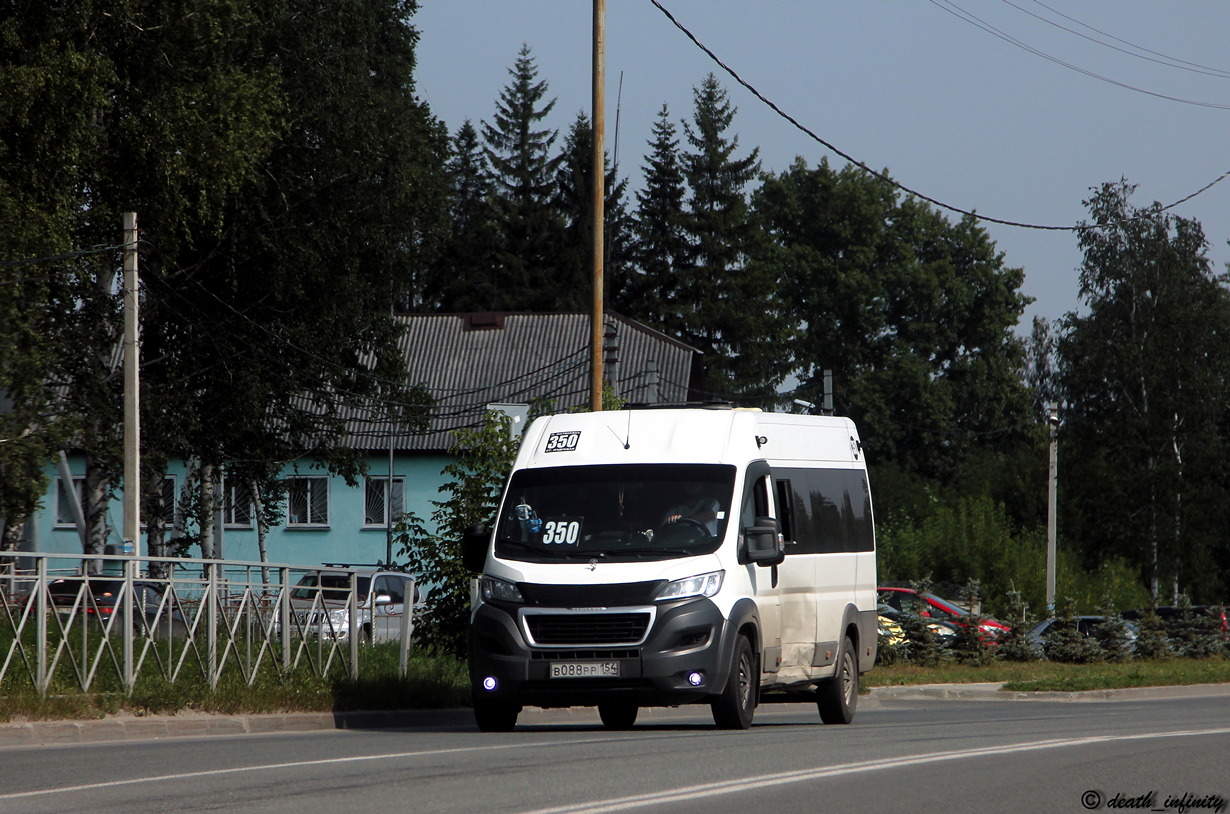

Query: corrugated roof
left=344, top=312, right=700, bottom=452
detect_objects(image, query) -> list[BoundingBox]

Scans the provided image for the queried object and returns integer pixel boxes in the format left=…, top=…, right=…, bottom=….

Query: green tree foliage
left=480, top=45, right=567, bottom=311
left=614, top=105, right=690, bottom=324
left=1131, top=608, right=1173, bottom=661
left=554, top=112, right=633, bottom=314
left=1, top=0, right=444, bottom=554
left=1041, top=597, right=1102, bottom=664
left=995, top=587, right=1042, bottom=662
left=877, top=493, right=1150, bottom=619
left=397, top=411, right=519, bottom=656
left=753, top=158, right=1038, bottom=516
left=675, top=76, right=788, bottom=399
left=1058, top=180, right=1230, bottom=602
left=424, top=121, right=499, bottom=311
left=1092, top=595, right=1134, bottom=663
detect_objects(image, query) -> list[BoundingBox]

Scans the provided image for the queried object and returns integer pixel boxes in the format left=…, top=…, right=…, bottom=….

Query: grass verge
left=865, top=658, right=1230, bottom=693
left=0, top=644, right=470, bottom=722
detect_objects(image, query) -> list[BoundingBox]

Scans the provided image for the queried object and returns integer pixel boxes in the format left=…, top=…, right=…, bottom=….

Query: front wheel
left=711, top=634, right=756, bottom=729
left=817, top=635, right=858, bottom=725
left=598, top=701, right=639, bottom=730
left=473, top=697, right=521, bottom=732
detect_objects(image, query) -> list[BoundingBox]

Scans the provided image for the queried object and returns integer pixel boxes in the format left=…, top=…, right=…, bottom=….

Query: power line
left=934, top=0, right=1230, bottom=110
left=649, top=0, right=1230, bottom=230
left=1021, top=0, right=1230, bottom=79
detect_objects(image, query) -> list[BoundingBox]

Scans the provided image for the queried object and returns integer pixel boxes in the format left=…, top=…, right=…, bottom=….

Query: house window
left=365, top=477, right=406, bottom=527
left=55, top=477, right=87, bottom=526
left=224, top=480, right=254, bottom=528
left=286, top=477, right=329, bottom=526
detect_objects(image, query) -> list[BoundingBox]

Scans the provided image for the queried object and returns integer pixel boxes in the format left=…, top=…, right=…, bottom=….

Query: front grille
left=518, top=581, right=665, bottom=607
left=525, top=613, right=651, bottom=646
left=530, top=649, right=638, bottom=660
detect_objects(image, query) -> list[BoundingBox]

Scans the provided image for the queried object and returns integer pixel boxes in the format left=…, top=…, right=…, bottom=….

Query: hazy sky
left=412, top=1, right=1230, bottom=328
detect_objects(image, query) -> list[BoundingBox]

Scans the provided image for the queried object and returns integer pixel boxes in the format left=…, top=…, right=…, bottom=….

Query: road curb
left=5, top=683, right=1230, bottom=747
left=867, top=681, right=1230, bottom=702
left=0, top=708, right=475, bottom=749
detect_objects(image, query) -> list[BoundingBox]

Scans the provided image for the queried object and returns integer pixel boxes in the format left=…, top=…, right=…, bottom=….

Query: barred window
left=364, top=477, right=406, bottom=527
left=225, top=481, right=254, bottom=527
left=287, top=477, right=329, bottom=526
left=55, top=477, right=87, bottom=525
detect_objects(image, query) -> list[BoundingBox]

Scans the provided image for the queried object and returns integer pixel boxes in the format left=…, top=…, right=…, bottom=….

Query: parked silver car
left=282, top=565, right=419, bottom=643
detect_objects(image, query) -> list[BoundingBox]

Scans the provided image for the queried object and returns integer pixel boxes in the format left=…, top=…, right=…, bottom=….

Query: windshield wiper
left=496, top=540, right=600, bottom=559
left=607, top=546, right=695, bottom=557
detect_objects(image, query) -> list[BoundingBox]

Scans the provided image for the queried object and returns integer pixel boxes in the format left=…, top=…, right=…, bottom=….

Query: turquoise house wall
left=30, top=453, right=456, bottom=569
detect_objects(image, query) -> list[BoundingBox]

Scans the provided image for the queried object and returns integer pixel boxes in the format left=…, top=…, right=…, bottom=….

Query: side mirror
left=461, top=524, right=490, bottom=574
left=742, top=516, right=785, bottom=567
left=374, top=593, right=393, bottom=606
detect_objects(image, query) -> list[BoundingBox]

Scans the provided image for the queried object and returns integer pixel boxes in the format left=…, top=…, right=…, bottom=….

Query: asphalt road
left=2, top=693, right=1229, bottom=814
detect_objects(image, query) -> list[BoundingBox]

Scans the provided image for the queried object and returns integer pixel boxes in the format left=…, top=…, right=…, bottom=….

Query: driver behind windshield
left=661, top=482, right=721, bottom=536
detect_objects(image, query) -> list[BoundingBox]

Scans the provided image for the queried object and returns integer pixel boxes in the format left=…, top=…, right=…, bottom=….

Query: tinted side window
left=772, top=468, right=874, bottom=554
left=773, top=470, right=818, bottom=554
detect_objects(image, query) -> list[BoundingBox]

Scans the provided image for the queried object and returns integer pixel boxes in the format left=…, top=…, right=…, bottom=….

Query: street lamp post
left=1046, top=402, right=1059, bottom=611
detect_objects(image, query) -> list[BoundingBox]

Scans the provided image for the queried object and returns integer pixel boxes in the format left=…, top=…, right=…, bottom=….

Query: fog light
left=482, top=676, right=498, bottom=691
left=687, top=671, right=704, bottom=687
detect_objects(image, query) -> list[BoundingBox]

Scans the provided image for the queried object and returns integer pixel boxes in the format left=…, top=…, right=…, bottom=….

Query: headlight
left=328, top=608, right=350, bottom=628
left=657, top=571, right=723, bottom=601
left=480, top=577, right=525, bottom=604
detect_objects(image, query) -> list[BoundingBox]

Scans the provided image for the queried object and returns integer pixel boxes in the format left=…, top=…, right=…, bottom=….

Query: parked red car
left=877, top=587, right=1011, bottom=638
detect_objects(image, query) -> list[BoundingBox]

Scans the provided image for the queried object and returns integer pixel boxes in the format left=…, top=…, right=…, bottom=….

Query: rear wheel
left=817, top=635, right=857, bottom=725
left=711, top=634, right=756, bottom=729
left=598, top=701, right=639, bottom=730
left=473, top=697, right=521, bottom=732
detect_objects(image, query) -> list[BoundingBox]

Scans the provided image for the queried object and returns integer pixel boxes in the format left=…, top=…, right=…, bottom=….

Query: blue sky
left=412, top=1, right=1230, bottom=328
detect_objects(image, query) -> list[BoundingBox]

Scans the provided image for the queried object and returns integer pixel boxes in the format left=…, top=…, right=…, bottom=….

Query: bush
left=1042, top=597, right=1102, bottom=664
left=995, top=587, right=1042, bottom=663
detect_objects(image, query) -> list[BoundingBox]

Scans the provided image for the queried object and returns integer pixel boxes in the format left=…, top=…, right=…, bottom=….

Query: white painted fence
left=0, top=552, right=415, bottom=696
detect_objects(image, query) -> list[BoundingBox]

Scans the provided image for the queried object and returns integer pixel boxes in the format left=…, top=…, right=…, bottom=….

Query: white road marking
left=519, top=727, right=1230, bottom=814
left=3, top=726, right=1227, bottom=808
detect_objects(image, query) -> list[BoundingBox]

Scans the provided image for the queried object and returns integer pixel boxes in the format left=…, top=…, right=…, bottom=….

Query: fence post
left=207, top=563, right=218, bottom=690
left=348, top=571, right=359, bottom=681
left=122, top=558, right=135, bottom=693
left=35, top=557, right=47, bottom=696
left=280, top=566, right=291, bottom=672
left=398, top=577, right=415, bottom=676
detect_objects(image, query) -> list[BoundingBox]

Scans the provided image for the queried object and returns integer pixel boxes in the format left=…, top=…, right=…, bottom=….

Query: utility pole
left=122, top=212, right=141, bottom=559
left=589, top=0, right=606, bottom=411
left=1046, top=402, right=1059, bottom=611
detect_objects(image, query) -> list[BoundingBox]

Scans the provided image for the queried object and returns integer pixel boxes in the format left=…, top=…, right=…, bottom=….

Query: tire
left=817, top=635, right=858, bottom=725
left=598, top=701, right=639, bottom=730
left=473, top=697, right=521, bottom=732
left=711, top=634, right=756, bottom=730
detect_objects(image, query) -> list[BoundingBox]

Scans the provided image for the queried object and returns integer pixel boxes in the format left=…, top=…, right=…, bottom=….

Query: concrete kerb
left=866, top=681, right=1230, bottom=703
left=4, top=683, right=1230, bottom=748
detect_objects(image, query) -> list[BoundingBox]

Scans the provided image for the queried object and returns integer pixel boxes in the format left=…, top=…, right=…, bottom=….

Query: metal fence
left=0, top=551, right=415, bottom=696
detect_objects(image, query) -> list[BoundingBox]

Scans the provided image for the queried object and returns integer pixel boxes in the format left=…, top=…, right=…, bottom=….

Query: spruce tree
left=481, top=44, right=566, bottom=311
left=554, top=112, right=632, bottom=314
left=677, top=75, right=788, bottom=401
left=426, top=120, right=500, bottom=312
left=617, top=105, right=691, bottom=326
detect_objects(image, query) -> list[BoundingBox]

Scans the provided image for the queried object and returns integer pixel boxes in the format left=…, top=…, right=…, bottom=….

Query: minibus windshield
left=495, top=464, right=736, bottom=562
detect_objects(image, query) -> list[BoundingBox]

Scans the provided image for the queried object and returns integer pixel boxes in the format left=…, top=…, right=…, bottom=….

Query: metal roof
left=344, top=312, right=700, bottom=452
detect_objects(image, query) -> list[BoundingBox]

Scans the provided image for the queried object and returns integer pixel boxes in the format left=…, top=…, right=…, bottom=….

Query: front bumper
left=468, top=597, right=730, bottom=708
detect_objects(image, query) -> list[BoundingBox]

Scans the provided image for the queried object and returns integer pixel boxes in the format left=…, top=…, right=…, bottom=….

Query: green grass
left=7, top=644, right=1230, bottom=721
left=0, top=644, right=470, bottom=722
left=865, top=658, right=1230, bottom=693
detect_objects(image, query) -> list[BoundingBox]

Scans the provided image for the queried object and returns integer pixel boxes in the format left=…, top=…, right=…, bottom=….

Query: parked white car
left=283, top=565, right=418, bottom=643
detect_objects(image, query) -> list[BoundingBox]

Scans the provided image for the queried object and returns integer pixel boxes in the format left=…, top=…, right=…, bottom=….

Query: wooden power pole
left=589, top=0, right=606, bottom=411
